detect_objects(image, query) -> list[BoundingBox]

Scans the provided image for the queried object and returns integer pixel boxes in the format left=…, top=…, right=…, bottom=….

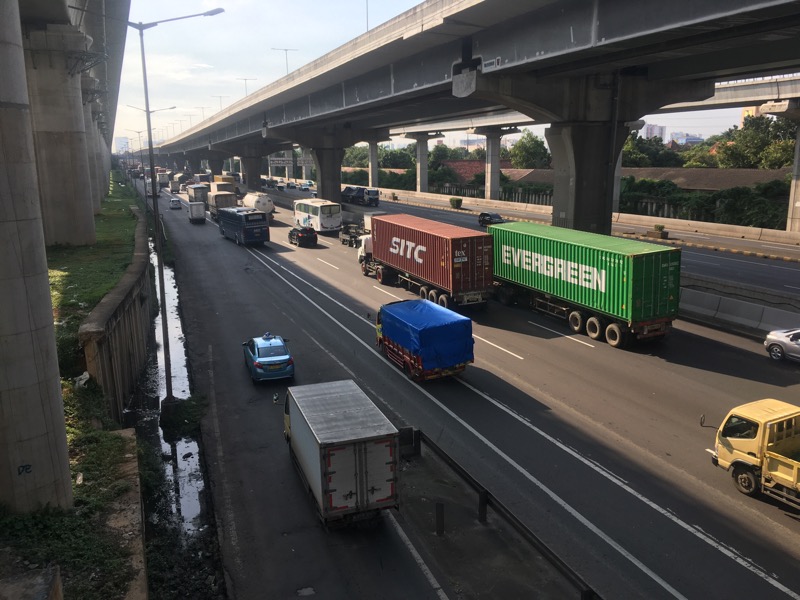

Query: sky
left=113, top=0, right=745, bottom=154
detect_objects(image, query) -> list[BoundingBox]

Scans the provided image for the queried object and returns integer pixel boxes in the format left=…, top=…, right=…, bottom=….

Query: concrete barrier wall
left=78, top=207, right=153, bottom=423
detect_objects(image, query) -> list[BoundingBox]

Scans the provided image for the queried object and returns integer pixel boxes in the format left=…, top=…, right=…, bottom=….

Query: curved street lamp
left=128, top=8, right=224, bottom=401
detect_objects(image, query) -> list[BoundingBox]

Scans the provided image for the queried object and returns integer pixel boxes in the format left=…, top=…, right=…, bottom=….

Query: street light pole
left=195, top=106, right=210, bottom=121
left=272, top=48, right=298, bottom=76
left=212, top=95, right=229, bottom=111
left=127, top=7, right=224, bottom=402
left=236, top=77, right=256, bottom=96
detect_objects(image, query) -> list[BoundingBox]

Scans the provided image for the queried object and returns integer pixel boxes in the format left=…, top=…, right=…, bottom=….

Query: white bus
left=293, top=199, right=342, bottom=232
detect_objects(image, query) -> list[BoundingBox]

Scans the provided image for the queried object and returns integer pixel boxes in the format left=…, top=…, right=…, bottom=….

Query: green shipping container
left=490, top=222, right=681, bottom=324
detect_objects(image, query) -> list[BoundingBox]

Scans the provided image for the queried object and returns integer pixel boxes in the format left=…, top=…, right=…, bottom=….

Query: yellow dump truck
left=704, top=399, right=800, bottom=509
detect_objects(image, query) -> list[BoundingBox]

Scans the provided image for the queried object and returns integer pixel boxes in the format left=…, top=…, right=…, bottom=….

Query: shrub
left=449, top=197, right=463, bottom=209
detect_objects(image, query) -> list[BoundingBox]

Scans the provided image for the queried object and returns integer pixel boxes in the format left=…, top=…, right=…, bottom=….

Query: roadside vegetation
left=341, top=114, right=795, bottom=229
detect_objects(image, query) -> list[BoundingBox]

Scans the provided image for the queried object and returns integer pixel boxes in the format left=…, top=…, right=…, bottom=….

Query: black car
left=288, top=227, right=317, bottom=247
left=478, top=212, right=505, bottom=227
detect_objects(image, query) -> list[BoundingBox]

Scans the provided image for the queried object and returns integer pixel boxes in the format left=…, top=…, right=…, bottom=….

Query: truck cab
left=706, top=398, right=800, bottom=506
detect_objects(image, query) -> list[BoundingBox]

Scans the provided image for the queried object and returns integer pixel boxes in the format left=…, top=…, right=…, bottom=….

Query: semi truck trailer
left=704, top=399, right=800, bottom=510
left=489, top=222, right=681, bottom=348
left=207, top=191, right=238, bottom=221
left=358, top=214, right=493, bottom=308
left=283, top=380, right=399, bottom=526
left=376, top=299, right=474, bottom=381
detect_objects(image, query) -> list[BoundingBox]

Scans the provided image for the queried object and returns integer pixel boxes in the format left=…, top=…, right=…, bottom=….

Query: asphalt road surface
left=159, top=187, right=800, bottom=600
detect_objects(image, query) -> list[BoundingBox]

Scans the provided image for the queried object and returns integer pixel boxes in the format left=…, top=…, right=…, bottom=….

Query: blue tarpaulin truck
left=376, top=299, right=474, bottom=381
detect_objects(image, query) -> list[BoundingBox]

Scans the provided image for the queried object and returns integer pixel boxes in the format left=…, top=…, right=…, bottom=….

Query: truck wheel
left=428, top=289, right=439, bottom=303
left=361, top=261, right=370, bottom=277
left=376, top=267, right=386, bottom=284
left=568, top=311, right=585, bottom=333
left=605, top=323, right=628, bottom=349
left=585, top=316, right=604, bottom=340
left=732, top=467, right=759, bottom=496
left=419, top=286, right=429, bottom=300
left=437, top=294, right=450, bottom=308
left=497, top=286, right=515, bottom=306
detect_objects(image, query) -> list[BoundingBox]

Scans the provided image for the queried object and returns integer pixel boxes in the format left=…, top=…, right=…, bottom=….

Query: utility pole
left=272, top=48, right=298, bottom=76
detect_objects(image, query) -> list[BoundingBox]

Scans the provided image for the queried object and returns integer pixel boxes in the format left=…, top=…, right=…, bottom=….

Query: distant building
left=114, top=137, right=129, bottom=154
left=670, top=132, right=704, bottom=146
left=643, top=124, right=666, bottom=140
left=741, top=106, right=761, bottom=125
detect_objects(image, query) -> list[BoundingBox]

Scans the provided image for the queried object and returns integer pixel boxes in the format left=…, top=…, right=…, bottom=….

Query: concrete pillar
left=241, top=157, right=261, bottom=191
left=545, top=121, right=627, bottom=234
left=312, top=147, right=345, bottom=200
left=188, top=157, right=202, bottom=174
left=90, top=106, right=105, bottom=209
left=788, top=127, right=800, bottom=232
left=207, top=158, right=224, bottom=176
left=0, top=0, right=73, bottom=512
left=484, top=132, right=502, bottom=200
left=368, top=141, right=379, bottom=188
left=24, top=24, right=96, bottom=246
left=407, top=134, right=432, bottom=193
left=301, top=148, right=312, bottom=181
left=81, top=76, right=99, bottom=213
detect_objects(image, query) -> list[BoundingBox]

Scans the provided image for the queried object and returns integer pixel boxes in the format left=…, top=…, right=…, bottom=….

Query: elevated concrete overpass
left=160, top=0, right=800, bottom=234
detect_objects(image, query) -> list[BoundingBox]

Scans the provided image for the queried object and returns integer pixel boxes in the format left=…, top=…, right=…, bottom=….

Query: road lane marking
left=472, top=334, right=524, bottom=359
left=316, top=258, right=339, bottom=270
left=457, top=379, right=800, bottom=600
left=246, top=245, right=797, bottom=598
left=372, top=286, right=403, bottom=300
left=527, top=321, right=595, bottom=347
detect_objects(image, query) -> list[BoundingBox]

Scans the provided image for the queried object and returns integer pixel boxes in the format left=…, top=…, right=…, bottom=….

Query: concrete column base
left=312, top=147, right=345, bottom=200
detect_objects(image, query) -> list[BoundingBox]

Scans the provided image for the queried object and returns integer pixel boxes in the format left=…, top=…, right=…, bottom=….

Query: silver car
left=764, top=328, right=800, bottom=362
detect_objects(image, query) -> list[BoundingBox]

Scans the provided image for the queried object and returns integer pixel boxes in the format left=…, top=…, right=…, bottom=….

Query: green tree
left=343, top=145, right=369, bottom=167
left=509, top=130, right=550, bottom=168
left=621, top=133, right=683, bottom=167
left=467, top=147, right=486, bottom=161
left=379, top=147, right=414, bottom=169
left=714, top=115, right=797, bottom=169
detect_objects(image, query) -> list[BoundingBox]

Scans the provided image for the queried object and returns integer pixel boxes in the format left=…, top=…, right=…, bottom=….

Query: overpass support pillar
left=188, top=157, right=202, bottom=175
left=91, top=105, right=106, bottom=209
left=790, top=128, right=800, bottom=232
left=312, top=147, right=345, bottom=201
left=470, top=127, right=519, bottom=200
left=24, top=24, right=96, bottom=246
left=0, top=0, right=73, bottom=512
left=301, top=148, right=313, bottom=182
left=241, top=157, right=262, bottom=191
left=546, top=121, right=627, bottom=234
left=207, top=158, right=224, bottom=176
left=81, top=76, right=101, bottom=213
left=407, top=133, right=436, bottom=193
left=368, top=141, right=380, bottom=188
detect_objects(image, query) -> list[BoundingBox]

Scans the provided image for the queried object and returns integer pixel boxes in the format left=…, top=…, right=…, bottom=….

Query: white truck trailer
left=283, top=380, right=399, bottom=526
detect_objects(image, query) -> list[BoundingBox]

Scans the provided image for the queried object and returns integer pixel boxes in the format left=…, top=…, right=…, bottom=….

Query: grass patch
left=0, top=381, right=134, bottom=600
left=48, top=177, right=139, bottom=378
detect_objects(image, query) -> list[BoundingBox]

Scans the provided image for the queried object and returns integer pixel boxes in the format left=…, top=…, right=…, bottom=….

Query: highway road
left=155, top=185, right=800, bottom=599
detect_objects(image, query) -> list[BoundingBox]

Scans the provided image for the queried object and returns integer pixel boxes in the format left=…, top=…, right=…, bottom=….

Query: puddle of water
left=127, top=237, right=205, bottom=536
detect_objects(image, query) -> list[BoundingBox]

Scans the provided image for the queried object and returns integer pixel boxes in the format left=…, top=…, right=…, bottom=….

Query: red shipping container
left=371, top=214, right=493, bottom=303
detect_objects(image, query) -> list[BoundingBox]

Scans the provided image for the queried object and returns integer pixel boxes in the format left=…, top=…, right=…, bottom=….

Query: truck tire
left=437, top=294, right=450, bottom=308
left=497, top=286, right=515, bottom=306
left=419, top=286, right=429, bottom=300
left=568, top=310, right=585, bottom=333
left=605, top=323, right=628, bottom=348
left=428, top=289, right=439, bottom=303
left=376, top=267, right=386, bottom=284
left=361, top=261, right=370, bottom=277
left=733, top=467, right=759, bottom=496
left=586, top=316, right=604, bottom=340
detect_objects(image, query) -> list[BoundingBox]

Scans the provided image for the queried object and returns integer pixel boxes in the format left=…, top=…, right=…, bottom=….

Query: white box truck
left=188, top=202, right=205, bottom=224
left=283, top=380, right=399, bottom=526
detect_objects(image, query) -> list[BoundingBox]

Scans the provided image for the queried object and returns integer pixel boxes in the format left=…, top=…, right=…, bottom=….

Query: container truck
left=489, top=222, right=681, bottom=348
left=186, top=184, right=209, bottom=206
left=156, top=171, right=170, bottom=189
left=358, top=214, right=493, bottom=308
left=376, top=299, right=474, bottom=381
left=188, top=202, right=205, bottom=224
left=209, top=181, right=236, bottom=195
left=283, top=380, right=399, bottom=526
left=241, top=192, right=275, bottom=216
left=703, top=399, right=800, bottom=510
left=169, top=175, right=181, bottom=193
left=207, top=191, right=238, bottom=221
